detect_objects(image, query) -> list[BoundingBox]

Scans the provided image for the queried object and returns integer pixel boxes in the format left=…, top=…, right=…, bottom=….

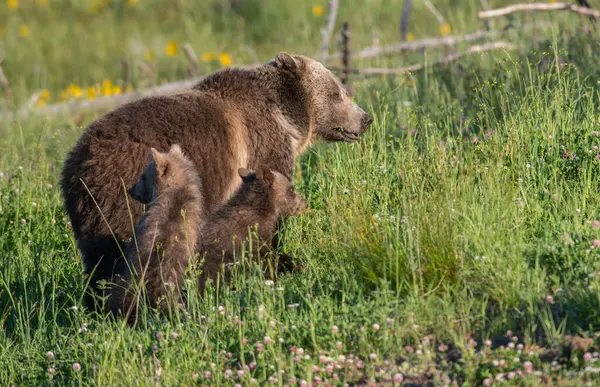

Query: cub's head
left=237, top=167, right=308, bottom=217
left=272, top=52, right=373, bottom=143
left=128, top=144, right=197, bottom=204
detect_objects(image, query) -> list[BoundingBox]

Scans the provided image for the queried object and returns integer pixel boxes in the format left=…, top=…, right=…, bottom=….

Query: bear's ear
left=150, top=148, right=168, bottom=177
left=238, top=168, right=257, bottom=183
left=169, top=144, right=183, bottom=156
left=275, top=52, right=300, bottom=74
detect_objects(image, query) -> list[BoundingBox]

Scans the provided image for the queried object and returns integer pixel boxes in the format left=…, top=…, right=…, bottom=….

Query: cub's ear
left=257, top=167, right=275, bottom=185
left=150, top=148, right=168, bottom=177
left=275, top=52, right=300, bottom=74
left=169, top=144, right=183, bottom=156
left=238, top=168, right=257, bottom=183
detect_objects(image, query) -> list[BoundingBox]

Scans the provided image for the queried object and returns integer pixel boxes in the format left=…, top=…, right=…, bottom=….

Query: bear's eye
left=331, top=90, right=342, bottom=100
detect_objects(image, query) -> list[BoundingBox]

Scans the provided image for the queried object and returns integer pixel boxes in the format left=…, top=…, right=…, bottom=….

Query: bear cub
left=196, top=166, right=308, bottom=294
left=110, top=144, right=204, bottom=323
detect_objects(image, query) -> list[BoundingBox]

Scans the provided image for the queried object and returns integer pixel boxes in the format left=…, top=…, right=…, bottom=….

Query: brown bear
left=60, top=52, right=373, bottom=309
left=110, top=144, right=204, bottom=323
left=196, top=166, right=308, bottom=295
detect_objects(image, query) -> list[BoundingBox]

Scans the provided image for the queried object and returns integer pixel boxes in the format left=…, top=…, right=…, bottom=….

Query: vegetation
left=1, top=0, right=600, bottom=385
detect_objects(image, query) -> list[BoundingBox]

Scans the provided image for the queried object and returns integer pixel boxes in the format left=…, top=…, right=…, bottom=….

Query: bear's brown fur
left=109, top=145, right=204, bottom=323
left=60, top=52, right=373, bottom=309
left=196, top=167, right=307, bottom=294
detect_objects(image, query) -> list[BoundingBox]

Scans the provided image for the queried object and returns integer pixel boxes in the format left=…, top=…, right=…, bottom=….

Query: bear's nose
left=362, top=113, right=374, bottom=126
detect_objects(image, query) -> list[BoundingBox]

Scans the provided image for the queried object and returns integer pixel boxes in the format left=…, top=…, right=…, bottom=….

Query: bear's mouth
left=333, top=127, right=361, bottom=142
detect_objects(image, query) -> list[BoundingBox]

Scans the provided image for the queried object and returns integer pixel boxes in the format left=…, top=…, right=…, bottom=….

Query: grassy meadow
left=2, top=0, right=600, bottom=385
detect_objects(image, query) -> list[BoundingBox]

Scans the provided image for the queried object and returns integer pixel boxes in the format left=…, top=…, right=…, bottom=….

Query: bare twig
left=324, top=21, right=552, bottom=62
left=182, top=43, right=200, bottom=77
left=480, top=0, right=491, bottom=30
left=0, top=63, right=14, bottom=110
left=478, top=2, right=600, bottom=19
left=328, top=41, right=517, bottom=76
left=121, top=59, right=130, bottom=89
left=138, top=61, right=155, bottom=84
left=341, top=21, right=351, bottom=85
left=323, top=30, right=489, bottom=62
left=0, top=76, right=206, bottom=123
left=424, top=0, right=445, bottom=24
left=318, top=0, right=340, bottom=60
left=243, top=45, right=261, bottom=65
left=0, top=65, right=10, bottom=91
left=399, top=0, right=412, bottom=41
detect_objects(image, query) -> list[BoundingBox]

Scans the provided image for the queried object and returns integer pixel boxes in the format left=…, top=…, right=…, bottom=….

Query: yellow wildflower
left=165, top=41, right=178, bottom=57
left=39, top=89, right=51, bottom=101
left=8, top=0, right=18, bottom=9
left=127, top=0, right=139, bottom=6
left=112, top=85, right=122, bottom=95
left=219, top=52, right=232, bottom=67
left=406, top=32, right=415, bottom=42
left=312, top=5, right=323, bottom=16
left=38, top=0, right=48, bottom=5
left=201, top=52, right=216, bottom=62
left=102, top=80, right=113, bottom=96
left=18, top=25, right=30, bottom=37
left=69, top=84, right=83, bottom=98
left=439, top=23, right=451, bottom=37
left=36, top=99, right=47, bottom=107
left=145, top=49, right=153, bottom=61
left=87, top=87, right=96, bottom=100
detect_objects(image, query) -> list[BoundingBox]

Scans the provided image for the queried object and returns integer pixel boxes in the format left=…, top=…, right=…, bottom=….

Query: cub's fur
left=60, top=52, right=372, bottom=308
left=110, top=145, right=204, bottom=323
left=197, top=167, right=307, bottom=294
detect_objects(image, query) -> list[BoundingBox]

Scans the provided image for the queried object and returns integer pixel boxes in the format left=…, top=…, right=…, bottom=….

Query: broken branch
left=318, top=0, right=340, bottom=60
left=478, top=2, right=600, bottom=19
left=328, top=41, right=517, bottom=76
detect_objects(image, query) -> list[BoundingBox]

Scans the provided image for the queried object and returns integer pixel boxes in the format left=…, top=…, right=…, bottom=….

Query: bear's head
left=128, top=144, right=198, bottom=204
left=237, top=167, right=308, bottom=217
left=273, top=52, right=373, bottom=143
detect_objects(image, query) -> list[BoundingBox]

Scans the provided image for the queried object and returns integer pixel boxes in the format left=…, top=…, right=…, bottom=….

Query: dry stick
left=340, top=21, right=351, bottom=86
left=328, top=41, right=517, bottom=76
left=121, top=59, right=130, bottom=89
left=424, top=0, right=446, bottom=24
left=323, top=21, right=552, bottom=62
left=243, top=45, right=261, bottom=65
left=478, top=2, right=600, bottom=19
left=323, top=30, right=490, bottom=62
left=318, top=0, right=340, bottom=60
left=0, top=76, right=206, bottom=123
left=480, top=0, right=491, bottom=30
left=399, top=0, right=412, bottom=41
left=182, top=43, right=200, bottom=77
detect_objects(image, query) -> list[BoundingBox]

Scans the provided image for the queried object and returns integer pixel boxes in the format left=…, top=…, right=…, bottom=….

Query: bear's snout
left=361, top=113, right=374, bottom=130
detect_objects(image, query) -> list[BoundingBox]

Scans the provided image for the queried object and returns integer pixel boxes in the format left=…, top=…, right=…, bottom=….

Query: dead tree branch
left=340, top=21, right=351, bottom=85
left=478, top=2, right=600, bottom=19
left=328, top=41, right=517, bottom=76
left=399, top=0, right=412, bottom=41
left=323, top=21, right=551, bottom=62
left=323, top=30, right=490, bottom=62
left=318, top=0, right=340, bottom=60
left=182, top=43, right=200, bottom=77
left=0, top=76, right=206, bottom=123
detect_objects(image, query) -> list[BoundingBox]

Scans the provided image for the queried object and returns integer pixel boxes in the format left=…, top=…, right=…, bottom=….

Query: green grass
left=2, top=0, right=600, bottom=385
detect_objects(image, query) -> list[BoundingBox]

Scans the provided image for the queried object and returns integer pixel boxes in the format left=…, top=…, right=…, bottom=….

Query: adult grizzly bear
left=60, top=52, right=373, bottom=308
